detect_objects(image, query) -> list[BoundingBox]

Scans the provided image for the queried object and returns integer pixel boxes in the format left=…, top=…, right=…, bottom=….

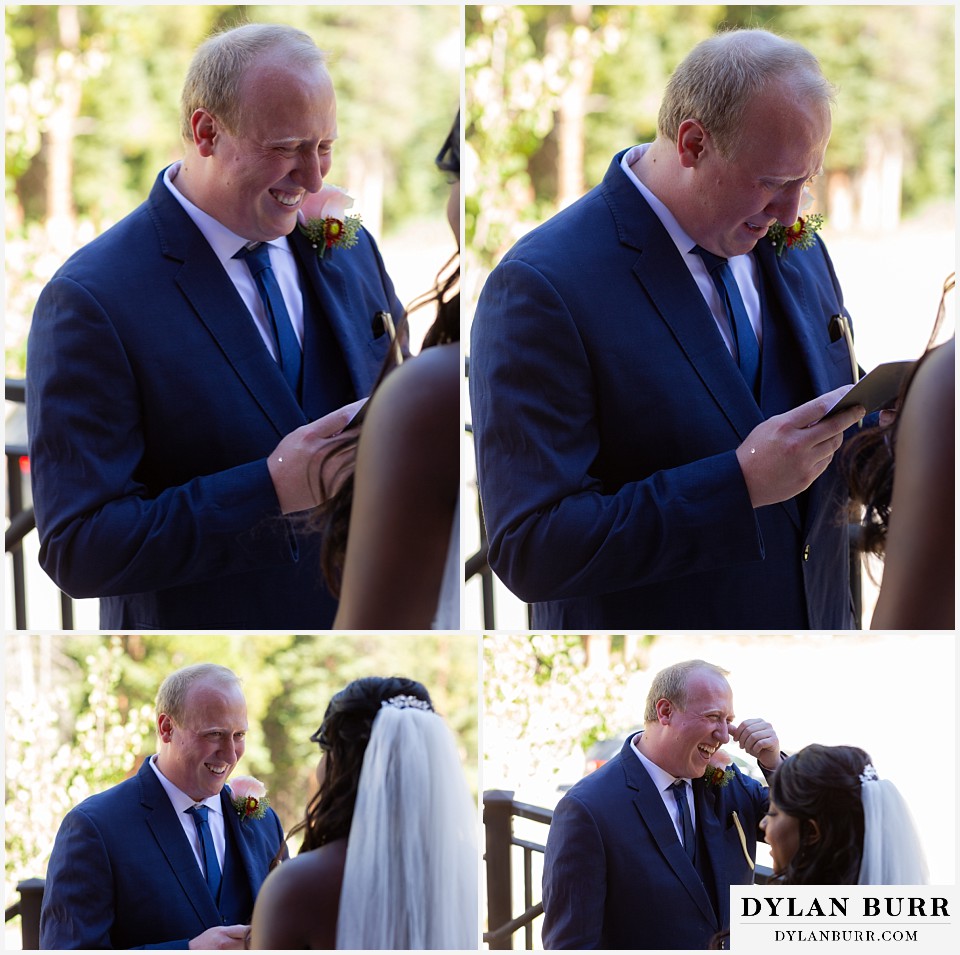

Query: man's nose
left=766, top=182, right=806, bottom=227
left=716, top=722, right=731, bottom=744
left=295, top=149, right=323, bottom=194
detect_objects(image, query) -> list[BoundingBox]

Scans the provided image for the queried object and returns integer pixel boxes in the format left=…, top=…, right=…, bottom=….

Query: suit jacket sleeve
left=26, top=274, right=293, bottom=599
left=541, top=792, right=608, bottom=950
left=470, top=257, right=762, bottom=603
left=39, top=805, right=191, bottom=950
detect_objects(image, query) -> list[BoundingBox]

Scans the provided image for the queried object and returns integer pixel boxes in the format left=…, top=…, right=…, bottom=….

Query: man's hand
left=736, top=385, right=865, bottom=508
left=732, top=718, right=781, bottom=771
left=188, top=925, right=249, bottom=950
left=267, top=398, right=367, bottom=514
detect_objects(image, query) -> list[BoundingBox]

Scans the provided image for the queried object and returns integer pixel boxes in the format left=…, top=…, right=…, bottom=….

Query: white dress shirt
left=149, top=754, right=226, bottom=874
left=630, top=733, right=696, bottom=842
left=163, top=162, right=305, bottom=360
left=620, top=144, right=763, bottom=356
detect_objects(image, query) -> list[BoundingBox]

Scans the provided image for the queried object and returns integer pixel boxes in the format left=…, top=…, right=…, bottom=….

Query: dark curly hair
left=312, top=111, right=460, bottom=593
left=284, top=676, right=434, bottom=855
left=768, top=743, right=871, bottom=884
left=842, top=272, right=954, bottom=559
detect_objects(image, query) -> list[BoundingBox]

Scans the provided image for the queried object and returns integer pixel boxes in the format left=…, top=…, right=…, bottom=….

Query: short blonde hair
left=643, top=659, right=729, bottom=722
left=180, top=23, right=327, bottom=140
left=156, top=663, right=241, bottom=724
left=658, top=28, right=834, bottom=159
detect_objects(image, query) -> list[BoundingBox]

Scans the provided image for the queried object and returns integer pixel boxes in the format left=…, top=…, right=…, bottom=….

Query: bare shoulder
left=250, top=840, right=347, bottom=948
left=369, top=342, right=459, bottom=422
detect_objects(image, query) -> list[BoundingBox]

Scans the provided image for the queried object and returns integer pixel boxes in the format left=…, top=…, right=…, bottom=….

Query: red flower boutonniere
left=768, top=213, right=825, bottom=257
left=298, top=184, right=362, bottom=259
left=229, top=775, right=268, bottom=821
left=703, top=765, right=736, bottom=788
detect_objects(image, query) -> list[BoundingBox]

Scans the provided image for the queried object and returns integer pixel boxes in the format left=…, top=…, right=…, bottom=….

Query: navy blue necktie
left=692, top=245, right=761, bottom=397
left=234, top=243, right=303, bottom=400
left=186, top=805, right=222, bottom=901
left=671, top=779, right=696, bottom=862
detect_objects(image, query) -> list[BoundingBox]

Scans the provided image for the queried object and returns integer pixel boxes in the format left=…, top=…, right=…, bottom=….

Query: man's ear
left=677, top=118, right=708, bottom=168
left=655, top=697, right=674, bottom=725
left=157, top=713, right=175, bottom=743
left=191, top=108, right=218, bottom=157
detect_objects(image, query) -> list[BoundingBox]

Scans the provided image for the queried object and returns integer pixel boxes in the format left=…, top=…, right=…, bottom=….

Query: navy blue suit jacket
left=542, top=736, right=768, bottom=950
left=27, top=168, right=402, bottom=628
left=470, top=150, right=858, bottom=628
left=40, top=759, right=285, bottom=949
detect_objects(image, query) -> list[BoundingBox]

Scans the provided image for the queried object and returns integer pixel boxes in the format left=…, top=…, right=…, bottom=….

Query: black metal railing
left=5, top=878, right=44, bottom=950
left=483, top=789, right=551, bottom=950
left=5, top=379, right=76, bottom=630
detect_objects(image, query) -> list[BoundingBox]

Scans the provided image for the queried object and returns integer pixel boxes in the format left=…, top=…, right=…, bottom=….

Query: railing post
left=484, top=790, right=515, bottom=950
left=16, top=878, right=45, bottom=950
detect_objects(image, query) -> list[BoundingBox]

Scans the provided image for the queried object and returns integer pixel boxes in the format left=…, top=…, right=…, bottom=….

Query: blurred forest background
left=4, top=632, right=478, bottom=931
left=4, top=3, right=461, bottom=375
left=463, top=3, right=955, bottom=629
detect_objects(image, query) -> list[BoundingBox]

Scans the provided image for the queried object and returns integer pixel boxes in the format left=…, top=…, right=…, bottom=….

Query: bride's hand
left=732, top=718, right=782, bottom=771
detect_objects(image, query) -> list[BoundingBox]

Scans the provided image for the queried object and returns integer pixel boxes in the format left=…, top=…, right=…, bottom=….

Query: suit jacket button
left=802, top=544, right=811, bottom=561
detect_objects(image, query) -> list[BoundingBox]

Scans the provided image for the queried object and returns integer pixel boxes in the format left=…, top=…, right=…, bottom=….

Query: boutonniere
left=229, top=775, right=268, bottom=821
left=703, top=765, right=736, bottom=788
left=298, top=184, right=362, bottom=259
left=768, top=213, right=825, bottom=257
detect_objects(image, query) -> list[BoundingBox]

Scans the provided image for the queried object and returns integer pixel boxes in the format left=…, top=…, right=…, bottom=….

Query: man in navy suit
left=470, top=29, right=866, bottom=628
left=543, top=660, right=780, bottom=950
left=26, top=23, right=404, bottom=628
left=40, top=663, right=284, bottom=950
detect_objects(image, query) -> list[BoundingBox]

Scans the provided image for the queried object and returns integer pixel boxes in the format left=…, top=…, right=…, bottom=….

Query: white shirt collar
left=149, top=754, right=223, bottom=816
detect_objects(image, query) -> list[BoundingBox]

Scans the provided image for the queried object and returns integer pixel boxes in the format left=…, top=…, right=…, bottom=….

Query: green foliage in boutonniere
left=703, top=765, right=736, bottom=788
left=298, top=184, right=362, bottom=259
left=768, top=213, right=825, bottom=257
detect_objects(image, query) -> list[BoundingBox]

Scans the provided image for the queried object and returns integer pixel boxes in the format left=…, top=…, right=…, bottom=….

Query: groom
left=26, top=23, right=403, bottom=629
left=542, top=660, right=780, bottom=950
left=470, top=29, right=865, bottom=628
left=40, top=664, right=285, bottom=949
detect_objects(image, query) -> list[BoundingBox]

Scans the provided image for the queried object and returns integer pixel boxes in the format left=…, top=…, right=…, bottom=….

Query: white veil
left=335, top=699, right=478, bottom=949
left=857, top=766, right=929, bottom=885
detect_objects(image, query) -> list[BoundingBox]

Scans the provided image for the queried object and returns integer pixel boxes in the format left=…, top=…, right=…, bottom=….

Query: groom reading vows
left=470, top=29, right=866, bottom=629
left=26, top=23, right=404, bottom=629
left=542, top=660, right=780, bottom=950
left=40, top=664, right=285, bottom=950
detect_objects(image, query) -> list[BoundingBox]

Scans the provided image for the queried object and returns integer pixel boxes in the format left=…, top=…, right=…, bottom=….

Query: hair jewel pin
left=381, top=694, right=433, bottom=712
left=859, top=763, right=879, bottom=783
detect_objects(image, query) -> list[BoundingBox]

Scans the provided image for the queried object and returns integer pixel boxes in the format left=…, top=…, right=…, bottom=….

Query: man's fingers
left=309, top=398, right=367, bottom=438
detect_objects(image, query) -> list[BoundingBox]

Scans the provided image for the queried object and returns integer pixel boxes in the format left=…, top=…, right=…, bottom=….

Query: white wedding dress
left=431, top=492, right=460, bottom=629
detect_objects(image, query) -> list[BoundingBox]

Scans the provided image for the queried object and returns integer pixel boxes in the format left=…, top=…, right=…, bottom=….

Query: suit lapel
left=147, top=171, right=306, bottom=438
left=620, top=741, right=718, bottom=926
left=220, top=786, right=265, bottom=900
left=136, top=761, right=220, bottom=926
left=289, top=227, right=384, bottom=401
left=601, top=157, right=763, bottom=444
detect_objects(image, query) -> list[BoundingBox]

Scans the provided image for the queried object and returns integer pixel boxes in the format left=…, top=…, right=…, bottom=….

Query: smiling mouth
left=697, top=744, right=719, bottom=759
left=205, top=763, right=228, bottom=777
left=745, top=221, right=771, bottom=236
left=269, top=189, right=302, bottom=208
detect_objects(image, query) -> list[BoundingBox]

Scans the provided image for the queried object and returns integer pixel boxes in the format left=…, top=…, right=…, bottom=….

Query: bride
left=761, top=744, right=928, bottom=884
left=249, top=676, right=477, bottom=949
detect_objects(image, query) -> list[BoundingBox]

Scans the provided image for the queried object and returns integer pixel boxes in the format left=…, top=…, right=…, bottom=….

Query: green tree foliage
left=466, top=4, right=954, bottom=269
left=4, top=633, right=478, bottom=901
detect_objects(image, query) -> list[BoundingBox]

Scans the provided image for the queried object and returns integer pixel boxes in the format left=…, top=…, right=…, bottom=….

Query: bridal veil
left=335, top=700, right=478, bottom=949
